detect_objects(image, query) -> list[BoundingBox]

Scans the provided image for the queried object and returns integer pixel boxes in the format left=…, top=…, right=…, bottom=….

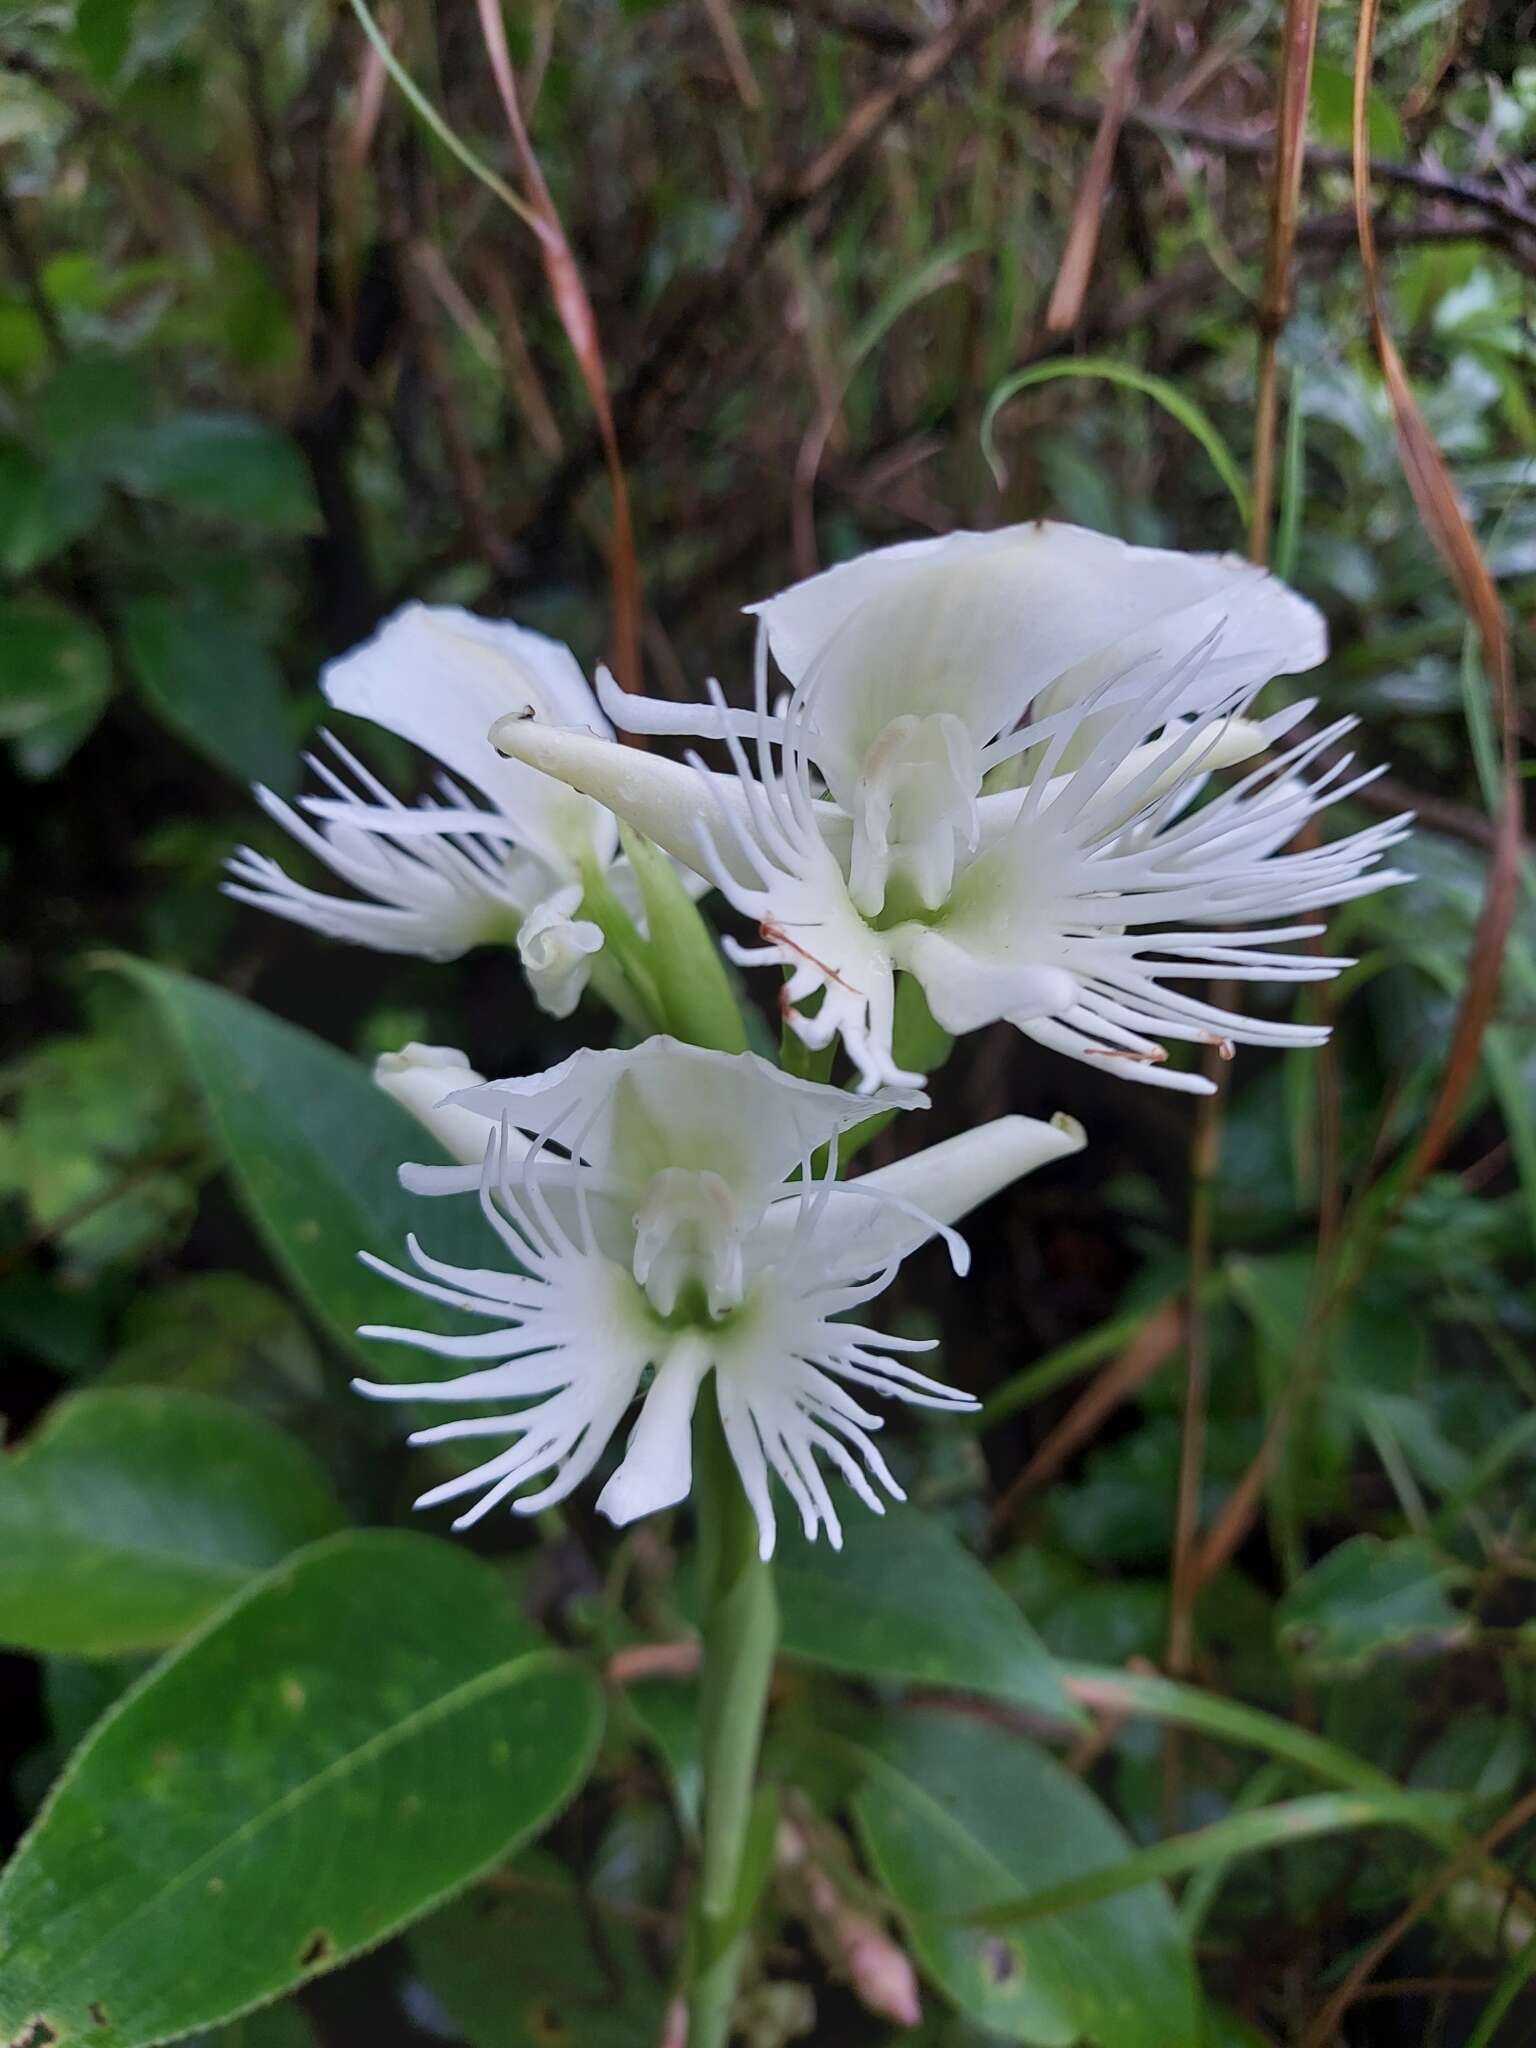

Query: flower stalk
left=689, top=1389, right=781, bottom=2048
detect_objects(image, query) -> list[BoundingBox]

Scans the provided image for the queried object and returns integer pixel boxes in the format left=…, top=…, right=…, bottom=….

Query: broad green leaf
left=1, top=994, right=203, bottom=1269
left=1060, top=1664, right=1461, bottom=1842
left=617, top=826, right=748, bottom=1052
left=622, top=1677, right=702, bottom=1833
left=0, top=1388, right=344, bottom=1655
left=108, top=959, right=491, bottom=1370
left=0, top=1531, right=604, bottom=2048
left=963, top=1789, right=1461, bottom=1927
left=73, top=0, right=138, bottom=83
left=100, top=1273, right=324, bottom=1414
left=1276, top=1534, right=1472, bottom=1678
left=775, top=1503, right=1074, bottom=1722
left=0, top=1265, right=129, bottom=1377
left=0, top=440, right=103, bottom=576
left=1310, top=61, right=1404, bottom=157
left=8, top=688, right=110, bottom=780
left=980, top=357, right=1249, bottom=523
left=119, top=595, right=296, bottom=792
left=849, top=1708, right=1199, bottom=2045
left=114, top=413, right=319, bottom=533
left=0, top=596, right=111, bottom=741
left=411, top=1853, right=665, bottom=2047
left=35, top=355, right=150, bottom=470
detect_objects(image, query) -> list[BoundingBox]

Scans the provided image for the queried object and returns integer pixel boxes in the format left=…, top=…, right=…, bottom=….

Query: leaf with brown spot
left=0, top=1534, right=603, bottom=2048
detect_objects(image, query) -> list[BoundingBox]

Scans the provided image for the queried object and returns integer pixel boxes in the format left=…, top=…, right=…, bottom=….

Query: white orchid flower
left=356, top=1035, right=1085, bottom=1557
left=225, top=603, right=617, bottom=1017
left=487, top=523, right=1410, bottom=1093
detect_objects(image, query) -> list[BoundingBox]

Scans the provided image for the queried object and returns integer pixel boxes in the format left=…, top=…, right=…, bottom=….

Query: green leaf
left=775, top=1503, right=1075, bottom=1722
left=1276, top=1534, right=1472, bottom=1678
left=1059, top=1664, right=1461, bottom=1844
left=0, top=596, right=111, bottom=741
left=962, top=1789, right=1463, bottom=1928
left=2, top=991, right=203, bottom=1270
left=0, top=1388, right=344, bottom=1655
left=73, top=0, right=138, bottom=84
left=622, top=1677, right=702, bottom=1834
left=99, top=1273, right=324, bottom=1414
left=0, top=1531, right=604, bottom=2048
left=0, top=439, right=104, bottom=576
left=107, top=959, right=491, bottom=1370
left=411, top=1853, right=665, bottom=2047
left=194, top=2008, right=320, bottom=2048
left=35, top=355, right=150, bottom=470
left=980, top=357, right=1249, bottom=524
left=617, top=826, right=748, bottom=1052
left=119, top=594, right=296, bottom=792
left=1311, top=61, right=1404, bottom=158
left=848, top=1708, right=1199, bottom=2045
left=114, top=414, right=319, bottom=534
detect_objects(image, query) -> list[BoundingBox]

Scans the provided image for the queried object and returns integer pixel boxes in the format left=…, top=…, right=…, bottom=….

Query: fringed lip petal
left=352, top=1041, right=1078, bottom=1549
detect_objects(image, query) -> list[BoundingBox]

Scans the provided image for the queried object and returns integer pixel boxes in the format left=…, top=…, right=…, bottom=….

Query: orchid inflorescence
left=232, top=521, right=1407, bottom=1548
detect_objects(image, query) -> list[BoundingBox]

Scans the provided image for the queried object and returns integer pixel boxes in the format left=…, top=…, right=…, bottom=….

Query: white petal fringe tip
left=354, top=1036, right=1084, bottom=1558
left=225, top=604, right=619, bottom=1012
left=495, top=522, right=1409, bottom=1092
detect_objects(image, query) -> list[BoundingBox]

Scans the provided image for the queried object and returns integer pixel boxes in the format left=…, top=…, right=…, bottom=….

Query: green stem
left=687, top=1391, right=780, bottom=2048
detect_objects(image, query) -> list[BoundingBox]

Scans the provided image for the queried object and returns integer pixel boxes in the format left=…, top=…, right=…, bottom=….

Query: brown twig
left=750, top=7, right=1536, bottom=244
left=605, top=1640, right=703, bottom=1685
left=475, top=250, right=566, bottom=464
left=473, top=0, right=644, bottom=695
left=1348, top=0, right=1521, bottom=1202
left=0, top=1143, right=204, bottom=1280
left=700, top=0, right=765, bottom=109
left=1248, top=0, right=1319, bottom=562
left=517, top=0, right=1019, bottom=562
left=1303, top=1781, right=1536, bottom=2044
left=1, top=45, right=283, bottom=273
left=989, top=1297, right=1184, bottom=1536
left=0, top=180, right=65, bottom=356
left=1043, top=0, right=1155, bottom=333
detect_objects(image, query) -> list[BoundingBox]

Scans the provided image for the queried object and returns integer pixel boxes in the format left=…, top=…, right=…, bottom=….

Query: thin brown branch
left=1, top=45, right=283, bottom=271
left=1349, top=0, right=1521, bottom=1201
left=747, top=4, right=1536, bottom=243
left=517, top=0, right=1019, bottom=560
left=989, top=1298, right=1184, bottom=1536
left=1249, top=0, right=1319, bottom=563
left=1303, top=1780, right=1536, bottom=2044
left=0, top=181, right=65, bottom=356
left=473, top=0, right=644, bottom=695
left=1044, top=0, right=1155, bottom=333
left=0, top=1143, right=204, bottom=1279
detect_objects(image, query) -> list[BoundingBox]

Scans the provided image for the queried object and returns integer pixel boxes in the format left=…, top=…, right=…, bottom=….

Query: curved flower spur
left=225, top=603, right=617, bottom=1018
left=487, top=523, right=1411, bottom=1091
left=357, top=1037, right=1085, bottom=1557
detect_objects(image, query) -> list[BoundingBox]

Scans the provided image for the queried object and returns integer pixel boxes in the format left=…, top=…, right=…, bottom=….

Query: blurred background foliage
left=1, top=0, right=1534, bottom=2043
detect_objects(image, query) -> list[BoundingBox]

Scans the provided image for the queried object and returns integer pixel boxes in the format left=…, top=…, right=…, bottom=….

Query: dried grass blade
left=1350, top=0, right=1520, bottom=1196
left=1249, top=0, right=1320, bottom=562
left=1044, top=0, right=1155, bottom=334
left=474, top=0, right=644, bottom=698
